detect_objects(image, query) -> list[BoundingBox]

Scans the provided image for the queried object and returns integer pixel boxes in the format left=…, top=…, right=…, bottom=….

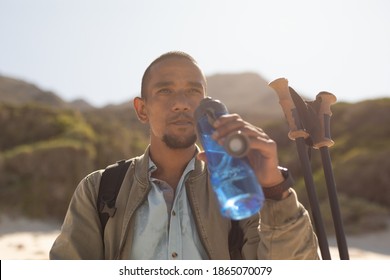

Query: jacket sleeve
left=49, top=171, right=105, bottom=260
left=257, top=189, right=320, bottom=259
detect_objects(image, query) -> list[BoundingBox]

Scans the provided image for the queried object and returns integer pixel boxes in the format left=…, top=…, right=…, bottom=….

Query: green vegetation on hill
left=0, top=102, right=150, bottom=220
left=0, top=103, right=96, bottom=219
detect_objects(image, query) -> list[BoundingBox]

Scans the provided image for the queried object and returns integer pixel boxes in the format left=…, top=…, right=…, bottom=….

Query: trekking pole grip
left=313, top=91, right=337, bottom=149
left=269, top=78, right=309, bottom=140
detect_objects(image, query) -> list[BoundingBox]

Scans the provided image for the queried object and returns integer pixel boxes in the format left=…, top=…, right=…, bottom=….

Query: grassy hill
left=0, top=74, right=389, bottom=235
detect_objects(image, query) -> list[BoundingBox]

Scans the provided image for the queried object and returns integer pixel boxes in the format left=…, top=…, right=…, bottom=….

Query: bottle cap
left=224, top=131, right=250, bottom=158
left=194, top=97, right=228, bottom=125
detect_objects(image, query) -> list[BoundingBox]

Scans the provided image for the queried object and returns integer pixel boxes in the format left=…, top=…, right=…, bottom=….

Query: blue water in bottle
left=194, top=97, right=264, bottom=220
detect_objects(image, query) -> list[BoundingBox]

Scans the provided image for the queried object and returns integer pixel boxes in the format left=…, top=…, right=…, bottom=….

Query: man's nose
left=172, top=92, right=191, bottom=111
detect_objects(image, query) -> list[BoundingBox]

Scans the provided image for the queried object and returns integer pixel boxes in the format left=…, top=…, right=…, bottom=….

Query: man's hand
left=197, top=114, right=285, bottom=188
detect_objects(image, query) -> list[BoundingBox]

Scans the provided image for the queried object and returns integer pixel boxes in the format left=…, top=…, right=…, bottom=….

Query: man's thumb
left=197, top=151, right=207, bottom=163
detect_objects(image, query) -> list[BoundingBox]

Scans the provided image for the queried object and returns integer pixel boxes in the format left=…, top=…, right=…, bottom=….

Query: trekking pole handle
left=313, top=91, right=337, bottom=149
left=269, top=78, right=309, bottom=140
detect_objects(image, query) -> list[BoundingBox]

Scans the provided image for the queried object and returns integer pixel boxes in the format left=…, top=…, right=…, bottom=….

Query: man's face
left=140, top=57, right=206, bottom=149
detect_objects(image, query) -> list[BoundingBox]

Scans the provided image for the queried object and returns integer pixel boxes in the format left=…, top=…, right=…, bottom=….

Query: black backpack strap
left=228, top=220, right=244, bottom=259
left=97, top=159, right=132, bottom=234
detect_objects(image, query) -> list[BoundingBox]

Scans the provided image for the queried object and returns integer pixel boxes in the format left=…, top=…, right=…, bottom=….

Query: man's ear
left=133, top=97, right=148, bottom=123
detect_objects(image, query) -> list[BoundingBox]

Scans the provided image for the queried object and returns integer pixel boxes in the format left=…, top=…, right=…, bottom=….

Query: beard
left=162, top=133, right=197, bottom=149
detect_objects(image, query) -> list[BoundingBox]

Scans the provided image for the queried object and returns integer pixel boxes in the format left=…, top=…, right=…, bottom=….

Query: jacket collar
left=134, top=144, right=207, bottom=186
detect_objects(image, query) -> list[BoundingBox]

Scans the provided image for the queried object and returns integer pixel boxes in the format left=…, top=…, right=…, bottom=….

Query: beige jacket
left=50, top=147, right=319, bottom=260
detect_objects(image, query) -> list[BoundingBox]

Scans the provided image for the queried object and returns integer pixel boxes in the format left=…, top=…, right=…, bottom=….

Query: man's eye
left=188, top=88, right=202, bottom=94
left=158, top=88, right=172, bottom=94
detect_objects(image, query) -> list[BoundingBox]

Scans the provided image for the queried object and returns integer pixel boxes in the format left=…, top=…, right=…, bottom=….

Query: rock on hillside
left=206, top=72, right=282, bottom=120
left=0, top=75, right=92, bottom=110
left=0, top=76, right=66, bottom=107
left=68, top=98, right=94, bottom=111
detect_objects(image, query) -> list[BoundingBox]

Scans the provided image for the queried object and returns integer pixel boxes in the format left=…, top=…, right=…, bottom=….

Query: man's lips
left=170, top=119, right=194, bottom=125
left=168, top=114, right=195, bottom=126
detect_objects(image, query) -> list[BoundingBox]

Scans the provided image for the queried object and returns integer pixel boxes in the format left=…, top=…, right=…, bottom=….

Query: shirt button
left=172, top=252, right=178, bottom=258
left=172, top=210, right=176, bottom=216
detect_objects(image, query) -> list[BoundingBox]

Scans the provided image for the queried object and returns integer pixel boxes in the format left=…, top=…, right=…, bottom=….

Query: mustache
left=167, top=113, right=194, bottom=124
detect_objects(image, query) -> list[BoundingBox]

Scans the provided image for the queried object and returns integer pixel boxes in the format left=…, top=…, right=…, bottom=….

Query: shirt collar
left=148, top=156, right=196, bottom=180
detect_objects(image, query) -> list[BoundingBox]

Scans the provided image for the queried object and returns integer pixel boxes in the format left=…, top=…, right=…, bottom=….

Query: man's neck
left=149, top=141, right=196, bottom=189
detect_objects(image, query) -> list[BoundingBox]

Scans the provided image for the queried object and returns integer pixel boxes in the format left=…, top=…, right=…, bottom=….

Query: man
left=50, top=51, right=319, bottom=260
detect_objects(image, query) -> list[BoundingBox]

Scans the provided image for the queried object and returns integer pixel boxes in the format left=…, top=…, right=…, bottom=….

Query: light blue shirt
left=129, top=157, right=209, bottom=260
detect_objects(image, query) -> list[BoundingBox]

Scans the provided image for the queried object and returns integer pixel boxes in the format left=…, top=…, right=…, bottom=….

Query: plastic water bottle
left=194, top=97, right=264, bottom=220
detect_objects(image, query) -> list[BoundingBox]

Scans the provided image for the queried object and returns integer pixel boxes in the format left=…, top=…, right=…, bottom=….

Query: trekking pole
left=269, top=78, right=331, bottom=260
left=312, top=92, right=349, bottom=260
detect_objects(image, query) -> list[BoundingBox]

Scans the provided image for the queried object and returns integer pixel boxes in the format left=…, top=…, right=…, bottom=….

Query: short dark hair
left=140, top=51, right=205, bottom=99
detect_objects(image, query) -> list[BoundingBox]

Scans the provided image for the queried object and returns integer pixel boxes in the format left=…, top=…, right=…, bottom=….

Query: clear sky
left=0, top=0, right=389, bottom=107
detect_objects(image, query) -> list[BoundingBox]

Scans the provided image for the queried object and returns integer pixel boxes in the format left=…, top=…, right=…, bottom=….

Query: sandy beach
left=0, top=215, right=389, bottom=260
